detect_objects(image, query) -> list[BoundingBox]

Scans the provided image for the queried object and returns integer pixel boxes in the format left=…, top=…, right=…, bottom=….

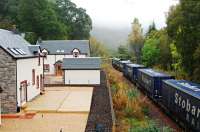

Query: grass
left=103, top=63, right=173, bottom=132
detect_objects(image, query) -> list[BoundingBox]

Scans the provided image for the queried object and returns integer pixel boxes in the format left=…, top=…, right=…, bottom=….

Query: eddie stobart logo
left=174, top=82, right=200, bottom=128
left=175, top=93, right=200, bottom=119
left=174, top=82, right=200, bottom=119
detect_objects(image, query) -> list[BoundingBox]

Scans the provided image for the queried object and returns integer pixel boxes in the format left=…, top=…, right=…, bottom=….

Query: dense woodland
left=0, top=0, right=92, bottom=43
left=0, top=0, right=199, bottom=83
left=116, top=0, right=200, bottom=83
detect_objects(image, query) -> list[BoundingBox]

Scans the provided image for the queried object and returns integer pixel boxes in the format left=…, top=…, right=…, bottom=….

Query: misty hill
left=90, top=26, right=131, bottom=50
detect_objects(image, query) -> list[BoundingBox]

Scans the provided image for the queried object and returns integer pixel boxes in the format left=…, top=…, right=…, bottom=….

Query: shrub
left=124, top=97, right=145, bottom=120
left=129, top=120, right=160, bottom=132
left=113, top=89, right=128, bottom=111
left=127, top=89, right=140, bottom=100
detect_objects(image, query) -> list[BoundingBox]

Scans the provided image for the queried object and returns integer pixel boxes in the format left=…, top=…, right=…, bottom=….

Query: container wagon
left=119, top=60, right=131, bottom=72
left=123, top=63, right=145, bottom=83
left=162, top=80, right=200, bottom=132
left=112, top=58, right=121, bottom=70
left=137, top=68, right=174, bottom=99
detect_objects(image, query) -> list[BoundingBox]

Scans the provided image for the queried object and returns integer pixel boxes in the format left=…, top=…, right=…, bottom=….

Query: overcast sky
left=71, top=0, right=179, bottom=29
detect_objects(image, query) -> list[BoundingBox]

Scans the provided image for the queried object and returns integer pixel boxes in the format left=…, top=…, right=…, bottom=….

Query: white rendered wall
left=64, top=70, right=100, bottom=85
left=17, top=57, right=43, bottom=107
left=64, top=54, right=86, bottom=58
left=44, top=54, right=87, bottom=75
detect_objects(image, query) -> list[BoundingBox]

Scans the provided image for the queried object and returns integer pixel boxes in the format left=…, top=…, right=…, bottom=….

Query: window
left=38, top=54, right=40, bottom=66
left=72, top=49, right=80, bottom=58
left=32, top=69, right=35, bottom=85
left=40, top=74, right=43, bottom=90
left=36, top=75, right=39, bottom=89
left=44, top=64, right=50, bottom=72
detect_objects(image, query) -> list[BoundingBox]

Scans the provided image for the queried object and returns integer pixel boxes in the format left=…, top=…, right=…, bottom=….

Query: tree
left=146, top=21, right=157, bottom=37
left=0, top=0, right=19, bottom=30
left=0, top=0, right=19, bottom=22
left=142, top=31, right=160, bottom=67
left=55, top=0, right=92, bottom=39
left=167, top=0, right=200, bottom=79
left=128, top=18, right=144, bottom=64
left=157, top=29, right=172, bottom=70
left=193, top=45, right=200, bottom=83
left=117, top=45, right=131, bottom=60
left=18, top=0, right=68, bottom=41
left=90, top=37, right=109, bottom=58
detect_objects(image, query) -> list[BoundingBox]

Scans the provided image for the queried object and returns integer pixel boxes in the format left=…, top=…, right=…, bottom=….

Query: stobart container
left=137, top=68, right=174, bottom=99
left=111, top=58, right=120, bottom=70
left=162, top=80, right=200, bottom=131
left=123, top=63, right=145, bottom=83
left=119, top=60, right=131, bottom=72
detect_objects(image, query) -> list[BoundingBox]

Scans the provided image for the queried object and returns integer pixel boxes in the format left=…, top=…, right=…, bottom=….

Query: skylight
left=8, top=48, right=26, bottom=55
left=15, top=48, right=26, bottom=55
left=8, top=48, right=20, bottom=55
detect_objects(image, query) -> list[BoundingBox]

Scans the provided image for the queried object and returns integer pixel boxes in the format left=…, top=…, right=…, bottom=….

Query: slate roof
left=62, top=57, right=101, bottom=70
left=39, top=40, right=90, bottom=55
left=28, top=45, right=40, bottom=54
left=0, top=29, right=38, bottom=58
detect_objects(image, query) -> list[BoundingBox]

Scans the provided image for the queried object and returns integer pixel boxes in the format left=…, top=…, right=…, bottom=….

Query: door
left=20, top=80, right=27, bottom=106
left=55, top=64, right=63, bottom=76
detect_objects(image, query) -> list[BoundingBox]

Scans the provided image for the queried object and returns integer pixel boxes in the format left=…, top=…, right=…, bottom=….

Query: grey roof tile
left=39, top=40, right=90, bottom=55
left=0, top=29, right=38, bottom=58
left=62, top=57, right=101, bottom=70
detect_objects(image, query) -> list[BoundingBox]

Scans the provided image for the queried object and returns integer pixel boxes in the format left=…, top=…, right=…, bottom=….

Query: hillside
left=91, top=26, right=131, bottom=50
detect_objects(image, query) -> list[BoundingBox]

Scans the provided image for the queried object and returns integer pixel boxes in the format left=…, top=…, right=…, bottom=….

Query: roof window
left=8, top=48, right=26, bottom=55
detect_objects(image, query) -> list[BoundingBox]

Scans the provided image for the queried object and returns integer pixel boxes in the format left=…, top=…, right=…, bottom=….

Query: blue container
left=119, top=60, right=131, bottom=72
left=137, top=68, right=174, bottom=99
left=112, top=58, right=120, bottom=69
left=162, top=80, right=200, bottom=131
left=123, top=63, right=145, bottom=83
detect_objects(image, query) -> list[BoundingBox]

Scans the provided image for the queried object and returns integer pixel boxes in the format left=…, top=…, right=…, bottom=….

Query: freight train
left=111, top=58, right=200, bottom=132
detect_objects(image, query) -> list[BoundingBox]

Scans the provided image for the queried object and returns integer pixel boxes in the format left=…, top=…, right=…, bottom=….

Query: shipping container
left=119, top=60, right=131, bottom=72
left=162, top=80, right=200, bottom=131
left=111, top=58, right=120, bottom=70
left=123, top=63, right=145, bottom=83
left=137, top=68, right=174, bottom=99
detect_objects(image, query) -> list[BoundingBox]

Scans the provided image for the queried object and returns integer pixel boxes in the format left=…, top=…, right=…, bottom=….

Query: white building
left=62, top=57, right=101, bottom=85
left=39, top=40, right=90, bottom=76
left=0, top=29, right=44, bottom=113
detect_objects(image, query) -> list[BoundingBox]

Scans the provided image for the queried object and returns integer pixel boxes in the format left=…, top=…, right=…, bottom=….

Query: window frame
left=32, top=69, right=35, bottom=85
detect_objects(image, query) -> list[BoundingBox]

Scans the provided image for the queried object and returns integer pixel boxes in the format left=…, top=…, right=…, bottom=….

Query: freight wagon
left=118, top=60, right=131, bottom=72
left=137, top=68, right=174, bottom=99
left=123, top=63, right=145, bottom=83
left=111, top=58, right=121, bottom=70
left=162, top=80, right=200, bottom=132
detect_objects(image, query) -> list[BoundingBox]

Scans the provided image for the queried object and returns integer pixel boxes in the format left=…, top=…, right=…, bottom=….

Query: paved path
left=0, top=86, right=94, bottom=132
left=25, top=87, right=93, bottom=113
left=0, top=113, right=88, bottom=132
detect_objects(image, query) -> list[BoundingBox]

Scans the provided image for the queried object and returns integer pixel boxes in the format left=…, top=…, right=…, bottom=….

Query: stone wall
left=85, top=71, right=113, bottom=132
left=0, top=48, right=17, bottom=113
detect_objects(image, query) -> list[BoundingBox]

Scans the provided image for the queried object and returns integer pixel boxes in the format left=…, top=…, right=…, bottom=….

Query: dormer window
left=72, top=49, right=80, bottom=58
left=42, top=49, right=48, bottom=57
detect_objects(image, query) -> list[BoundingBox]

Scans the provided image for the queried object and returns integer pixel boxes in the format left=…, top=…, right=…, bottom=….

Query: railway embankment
left=103, top=64, right=182, bottom=132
